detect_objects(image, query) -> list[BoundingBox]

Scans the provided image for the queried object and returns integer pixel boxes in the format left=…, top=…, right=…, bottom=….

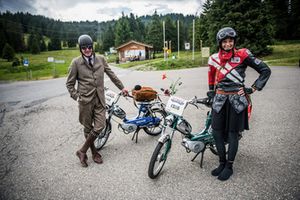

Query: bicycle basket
left=176, top=118, right=192, bottom=135
left=132, top=86, right=157, bottom=102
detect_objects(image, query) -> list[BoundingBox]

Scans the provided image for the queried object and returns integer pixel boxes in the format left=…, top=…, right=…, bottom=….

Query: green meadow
left=0, top=41, right=299, bottom=81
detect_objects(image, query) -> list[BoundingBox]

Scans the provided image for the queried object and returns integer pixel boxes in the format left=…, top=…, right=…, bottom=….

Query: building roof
left=115, top=40, right=153, bottom=50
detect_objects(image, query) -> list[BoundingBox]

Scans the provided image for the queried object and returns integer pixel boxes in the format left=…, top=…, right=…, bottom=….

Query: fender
left=158, top=126, right=173, bottom=143
left=158, top=134, right=170, bottom=143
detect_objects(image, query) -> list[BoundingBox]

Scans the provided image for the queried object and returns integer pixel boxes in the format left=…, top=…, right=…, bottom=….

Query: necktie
left=88, top=57, right=93, bottom=68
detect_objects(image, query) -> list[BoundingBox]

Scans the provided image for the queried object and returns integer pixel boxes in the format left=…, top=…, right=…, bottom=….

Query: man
left=66, top=34, right=128, bottom=167
left=207, top=27, right=271, bottom=181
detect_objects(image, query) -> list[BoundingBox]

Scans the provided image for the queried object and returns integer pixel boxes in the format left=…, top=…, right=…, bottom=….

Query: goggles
left=217, top=30, right=236, bottom=41
left=81, top=45, right=93, bottom=50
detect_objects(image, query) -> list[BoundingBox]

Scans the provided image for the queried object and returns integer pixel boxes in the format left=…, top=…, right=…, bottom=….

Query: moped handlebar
left=196, top=97, right=212, bottom=108
left=186, top=96, right=212, bottom=109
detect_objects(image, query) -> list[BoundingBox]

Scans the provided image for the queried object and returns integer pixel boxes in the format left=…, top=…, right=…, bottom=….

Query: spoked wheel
left=148, top=141, right=169, bottom=179
left=144, top=108, right=166, bottom=136
left=94, top=122, right=112, bottom=150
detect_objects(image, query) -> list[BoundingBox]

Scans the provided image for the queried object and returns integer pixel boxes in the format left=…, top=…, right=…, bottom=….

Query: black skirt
left=211, top=99, right=249, bottom=132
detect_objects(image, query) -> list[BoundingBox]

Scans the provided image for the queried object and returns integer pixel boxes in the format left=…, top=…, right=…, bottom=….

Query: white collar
left=83, top=55, right=94, bottom=64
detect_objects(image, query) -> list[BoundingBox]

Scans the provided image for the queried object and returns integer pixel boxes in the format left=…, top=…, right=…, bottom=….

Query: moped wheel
left=148, top=141, right=169, bottom=179
left=94, top=122, right=112, bottom=150
left=144, top=108, right=166, bottom=136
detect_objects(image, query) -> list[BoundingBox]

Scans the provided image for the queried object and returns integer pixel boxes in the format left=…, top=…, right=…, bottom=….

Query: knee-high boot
left=83, top=132, right=103, bottom=164
left=76, top=133, right=97, bottom=167
left=211, top=129, right=226, bottom=176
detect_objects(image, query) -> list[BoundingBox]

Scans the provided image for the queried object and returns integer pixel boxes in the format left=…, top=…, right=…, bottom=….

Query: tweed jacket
left=66, top=54, right=124, bottom=107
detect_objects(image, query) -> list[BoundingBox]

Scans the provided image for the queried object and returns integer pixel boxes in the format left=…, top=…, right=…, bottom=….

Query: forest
left=0, top=0, right=299, bottom=62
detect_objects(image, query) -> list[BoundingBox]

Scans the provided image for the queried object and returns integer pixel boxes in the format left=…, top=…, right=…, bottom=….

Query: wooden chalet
left=115, top=40, right=153, bottom=62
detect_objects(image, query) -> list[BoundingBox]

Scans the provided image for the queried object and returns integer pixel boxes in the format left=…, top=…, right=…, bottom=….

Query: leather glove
left=207, top=90, right=215, bottom=99
left=244, top=87, right=254, bottom=94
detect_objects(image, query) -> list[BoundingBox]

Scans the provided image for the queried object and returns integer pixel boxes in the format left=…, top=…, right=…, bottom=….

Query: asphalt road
left=0, top=66, right=299, bottom=200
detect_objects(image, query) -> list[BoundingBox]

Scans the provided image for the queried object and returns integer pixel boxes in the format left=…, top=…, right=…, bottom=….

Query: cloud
left=0, top=0, right=201, bottom=22
left=97, top=7, right=132, bottom=17
left=0, top=0, right=37, bottom=13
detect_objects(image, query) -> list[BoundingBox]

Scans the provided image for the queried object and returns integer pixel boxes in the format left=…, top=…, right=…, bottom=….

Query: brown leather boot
left=85, top=131, right=103, bottom=164
left=90, top=141, right=103, bottom=164
left=76, top=134, right=97, bottom=167
left=76, top=150, right=88, bottom=167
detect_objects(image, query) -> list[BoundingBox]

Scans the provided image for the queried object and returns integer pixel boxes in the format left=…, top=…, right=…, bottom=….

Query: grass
left=262, top=43, right=300, bottom=66
left=0, top=49, right=79, bottom=81
left=112, top=51, right=208, bottom=70
left=0, top=41, right=299, bottom=81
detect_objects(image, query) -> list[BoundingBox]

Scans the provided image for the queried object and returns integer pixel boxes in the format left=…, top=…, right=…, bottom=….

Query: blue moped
left=94, top=88, right=166, bottom=150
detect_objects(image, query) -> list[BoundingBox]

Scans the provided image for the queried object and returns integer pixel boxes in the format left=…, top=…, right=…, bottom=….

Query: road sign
left=23, top=59, right=29, bottom=67
left=201, top=47, right=210, bottom=57
left=185, top=43, right=190, bottom=50
left=48, top=57, right=54, bottom=62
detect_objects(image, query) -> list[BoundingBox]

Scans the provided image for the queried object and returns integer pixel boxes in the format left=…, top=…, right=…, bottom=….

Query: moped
left=94, top=88, right=166, bottom=150
left=147, top=92, right=219, bottom=179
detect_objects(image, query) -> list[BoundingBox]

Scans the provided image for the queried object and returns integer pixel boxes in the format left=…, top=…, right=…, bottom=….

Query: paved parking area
left=0, top=66, right=299, bottom=200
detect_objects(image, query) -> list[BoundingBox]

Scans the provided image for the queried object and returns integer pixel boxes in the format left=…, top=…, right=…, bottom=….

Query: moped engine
left=118, top=123, right=137, bottom=134
left=181, top=138, right=205, bottom=153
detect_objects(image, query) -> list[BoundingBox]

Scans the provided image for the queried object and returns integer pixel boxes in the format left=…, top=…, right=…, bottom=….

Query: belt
left=216, top=90, right=239, bottom=95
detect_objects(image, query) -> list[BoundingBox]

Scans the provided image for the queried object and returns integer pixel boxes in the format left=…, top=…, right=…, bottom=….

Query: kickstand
left=191, top=149, right=206, bottom=168
left=131, top=129, right=140, bottom=143
left=199, top=150, right=205, bottom=168
left=191, top=152, right=200, bottom=162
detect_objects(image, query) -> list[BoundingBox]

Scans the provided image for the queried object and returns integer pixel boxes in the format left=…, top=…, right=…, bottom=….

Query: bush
left=12, top=57, right=20, bottom=67
left=2, top=43, right=15, bottom=61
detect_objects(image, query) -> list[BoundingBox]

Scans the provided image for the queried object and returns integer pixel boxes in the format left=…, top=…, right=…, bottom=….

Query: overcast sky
left=0, top=0, right=203, bottom=22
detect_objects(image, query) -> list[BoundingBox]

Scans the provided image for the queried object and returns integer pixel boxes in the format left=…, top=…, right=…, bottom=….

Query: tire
left=148, top=141, right=169, bottom=179
left=94, top=122, right=112, bottom=150
left=143, top=108, right=166, bottom=136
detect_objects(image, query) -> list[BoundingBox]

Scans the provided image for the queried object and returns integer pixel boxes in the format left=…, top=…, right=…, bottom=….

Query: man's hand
left=122, top=88, right=129, bottom=96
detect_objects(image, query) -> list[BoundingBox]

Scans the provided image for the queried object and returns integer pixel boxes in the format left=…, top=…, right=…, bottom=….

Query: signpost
left=201, top=47, right=210, bottom=65
left=23, top=59, right=32, bottom=79
left=47, top=57, right=64, bottom=78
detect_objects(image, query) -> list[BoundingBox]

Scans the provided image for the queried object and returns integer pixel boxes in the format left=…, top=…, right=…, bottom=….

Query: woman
left=207, top=27, right=271, bottom=181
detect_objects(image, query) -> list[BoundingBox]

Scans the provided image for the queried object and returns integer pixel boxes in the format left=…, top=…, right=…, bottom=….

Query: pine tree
left=102, top=25, right=115, bottom=51
left=146, top=11, right=163, bottom=52
left=2, top=43, right=15, bottom=61
left=28, top=31, right=46, bottom=52
left=164, top=17, right=176, bottom=51
left=30, top=36, right=40, bottom=54
left=0, top=21, right=7, bottom=56
left=136, top=17, right=146, bottom=42
left=115, top=13, right=131, bottom=47
left=204, top=0, right=274, bottom=55
left=40, top=38, right=47, bottom=51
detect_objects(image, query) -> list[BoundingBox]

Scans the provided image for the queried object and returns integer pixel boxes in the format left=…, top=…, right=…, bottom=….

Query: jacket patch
left=230, top=57, right=241, bottom=63
left=254, top=58, right=262, bottom=65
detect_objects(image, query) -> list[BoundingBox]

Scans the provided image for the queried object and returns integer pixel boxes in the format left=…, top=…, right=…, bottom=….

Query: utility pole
left=177, top=20, right=179, bottom=58
left=192, top=19, right=195, bottom=61
left=163, top=21, right=166, bottom=61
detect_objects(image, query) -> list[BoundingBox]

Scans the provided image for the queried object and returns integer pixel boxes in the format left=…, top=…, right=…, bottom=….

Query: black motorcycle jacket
left=208, top=48, right=271, bottom=114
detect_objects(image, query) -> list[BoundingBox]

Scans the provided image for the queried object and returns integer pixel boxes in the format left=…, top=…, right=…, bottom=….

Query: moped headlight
left=113, top=105, right=126, bottom=119
left=176, top=118, right=192, bottom=135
